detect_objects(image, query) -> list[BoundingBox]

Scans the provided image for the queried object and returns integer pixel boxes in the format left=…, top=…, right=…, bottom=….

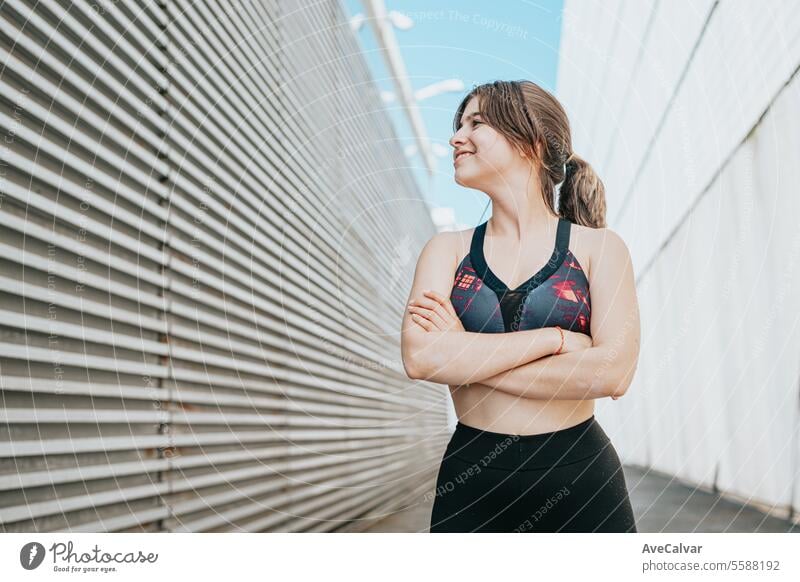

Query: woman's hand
left=407, top=290, right=464, bottom=332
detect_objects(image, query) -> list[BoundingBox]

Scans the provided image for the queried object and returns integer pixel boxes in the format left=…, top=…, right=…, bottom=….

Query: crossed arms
left=400, top=229, right=640, bottom=400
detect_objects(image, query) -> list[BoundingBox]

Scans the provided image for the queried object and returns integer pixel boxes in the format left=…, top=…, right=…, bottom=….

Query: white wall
left=557, top=0, right=800, bottom=519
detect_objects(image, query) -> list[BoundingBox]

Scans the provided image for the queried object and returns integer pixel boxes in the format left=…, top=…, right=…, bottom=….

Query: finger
left=408, top=296, right=439, bottom=311
left=424, top=290, right=458, bottom=318
left=422, top=289, right=447, bottom=304
left=421, top=290, right=460, bottom=322
left=424, top=302, right=455, bottom=329
left=422, top=289, right=452, bottom=312
left=410, top=296, right=450, bottom=321
left=409, top=305, right=448, bottom=330
left=411, top=313, right=435, bottom=331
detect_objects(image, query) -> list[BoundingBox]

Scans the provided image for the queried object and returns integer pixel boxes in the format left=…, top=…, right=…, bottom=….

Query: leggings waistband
left=446, top=415, right=611, bottom=470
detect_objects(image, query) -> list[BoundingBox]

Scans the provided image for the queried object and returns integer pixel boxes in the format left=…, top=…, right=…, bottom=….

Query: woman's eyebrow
left=459, top=111, right=482, bottom=125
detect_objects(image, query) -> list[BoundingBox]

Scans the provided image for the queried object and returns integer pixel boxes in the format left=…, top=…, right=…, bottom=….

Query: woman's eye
left=473, top=120, right=482, bottom=125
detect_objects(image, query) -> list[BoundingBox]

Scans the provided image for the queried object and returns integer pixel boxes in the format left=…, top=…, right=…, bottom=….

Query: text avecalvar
left=642, top=544, right=702, bottom=554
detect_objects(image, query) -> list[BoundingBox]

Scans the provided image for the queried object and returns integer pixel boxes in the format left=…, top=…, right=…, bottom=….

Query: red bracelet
left=554, top=326, right=565, bottom=355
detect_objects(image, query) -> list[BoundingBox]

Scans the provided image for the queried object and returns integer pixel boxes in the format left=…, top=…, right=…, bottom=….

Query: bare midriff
left=448, top=382, right=595, bottom=435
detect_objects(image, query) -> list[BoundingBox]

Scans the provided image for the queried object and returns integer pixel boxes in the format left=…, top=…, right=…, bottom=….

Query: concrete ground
left=364, top=464, right=800, bottom=533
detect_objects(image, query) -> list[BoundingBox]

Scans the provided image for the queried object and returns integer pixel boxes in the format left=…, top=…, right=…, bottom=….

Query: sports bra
left=450, top=217, right=591, bottom=335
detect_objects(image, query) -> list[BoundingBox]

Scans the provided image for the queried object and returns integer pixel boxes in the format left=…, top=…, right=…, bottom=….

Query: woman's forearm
left=476, top=346, right=618, bottom=400
left=407, top=328, right=559, bottom=385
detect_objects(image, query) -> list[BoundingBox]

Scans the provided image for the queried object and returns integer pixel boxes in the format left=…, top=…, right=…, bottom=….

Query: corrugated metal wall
left=557, top=0, right=800, bottom=521
left=0, top=0, right=448, bottom=532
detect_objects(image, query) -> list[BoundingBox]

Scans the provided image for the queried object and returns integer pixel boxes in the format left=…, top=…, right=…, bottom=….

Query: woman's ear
left=519, top=141, right=542, bottom=162
left=533, top=140, right=544, bottom=161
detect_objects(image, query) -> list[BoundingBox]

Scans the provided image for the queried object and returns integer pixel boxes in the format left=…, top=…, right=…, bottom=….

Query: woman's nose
left=449, top=132, right=466, bottom=148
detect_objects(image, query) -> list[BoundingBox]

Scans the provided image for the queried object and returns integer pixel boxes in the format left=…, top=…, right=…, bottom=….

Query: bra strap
left=555, top=217, right=571, bottom=255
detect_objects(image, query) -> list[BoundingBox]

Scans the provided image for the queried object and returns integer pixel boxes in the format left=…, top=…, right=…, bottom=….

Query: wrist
left=553, top=326, right=565, bottom=355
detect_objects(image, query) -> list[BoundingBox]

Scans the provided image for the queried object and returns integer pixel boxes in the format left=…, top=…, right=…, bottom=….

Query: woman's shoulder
left=417, top=229, right=466, bottom=273
left=423, top=227, right=476, bottom=266
left=450, top=226, right=478, bottom=263
left=412, top=229, right=475, bottom=293
left=565, top=221, right=595, bottom=280
left=570, top=223, right=630, bottom=282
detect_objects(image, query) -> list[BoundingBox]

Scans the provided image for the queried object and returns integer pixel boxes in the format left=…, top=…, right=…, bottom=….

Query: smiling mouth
left=454, top=152, right=474, bottom=163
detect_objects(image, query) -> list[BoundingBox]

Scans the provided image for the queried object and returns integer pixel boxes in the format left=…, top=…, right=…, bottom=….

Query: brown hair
left=453, top=80, right=607, bottom=228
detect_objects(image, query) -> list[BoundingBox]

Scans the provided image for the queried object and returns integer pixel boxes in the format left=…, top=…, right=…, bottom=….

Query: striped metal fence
left=0, top=0, right=447, bottom=532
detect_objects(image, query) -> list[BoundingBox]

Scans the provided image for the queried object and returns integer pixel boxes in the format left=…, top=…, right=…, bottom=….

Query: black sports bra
left=450, top=217, right=591, bottom=334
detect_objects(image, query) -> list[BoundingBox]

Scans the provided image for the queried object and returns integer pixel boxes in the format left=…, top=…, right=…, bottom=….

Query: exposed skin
left=399, top=95, right=639, bottom=435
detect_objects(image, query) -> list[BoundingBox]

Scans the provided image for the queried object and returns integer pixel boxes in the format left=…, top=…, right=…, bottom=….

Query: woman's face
left=449, top=96, right=525, bottom=190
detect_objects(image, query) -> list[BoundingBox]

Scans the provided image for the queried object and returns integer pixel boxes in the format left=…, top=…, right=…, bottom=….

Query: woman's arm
left=476, top=228, right=641, bottom=400
left=401, top=233, right=560, bottom=384
left=406, top=328, right=559, bottom=385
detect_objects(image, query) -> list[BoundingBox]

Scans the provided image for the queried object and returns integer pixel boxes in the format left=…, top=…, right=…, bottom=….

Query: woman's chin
left=454, top=165, right=470, bottom=180
left=454, top=171, right=479, bottom=187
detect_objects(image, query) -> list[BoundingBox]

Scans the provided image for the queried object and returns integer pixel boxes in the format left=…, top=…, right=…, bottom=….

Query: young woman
left=401, top=80, right=640, bottom=533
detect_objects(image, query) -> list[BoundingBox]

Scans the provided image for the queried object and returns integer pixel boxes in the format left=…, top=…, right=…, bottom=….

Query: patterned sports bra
left=450, top=217, right=591, bottom=334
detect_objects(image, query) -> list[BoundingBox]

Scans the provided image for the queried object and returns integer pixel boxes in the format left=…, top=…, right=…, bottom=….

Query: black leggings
left=429, top=415, right=637, bottom=532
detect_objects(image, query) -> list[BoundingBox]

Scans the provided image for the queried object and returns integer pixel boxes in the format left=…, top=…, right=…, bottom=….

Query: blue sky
left=342, top=0, right=565, bottom=229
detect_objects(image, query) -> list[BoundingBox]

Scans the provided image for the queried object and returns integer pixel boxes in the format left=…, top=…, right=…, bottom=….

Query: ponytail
left=558, top=153, right=607, bottom=228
